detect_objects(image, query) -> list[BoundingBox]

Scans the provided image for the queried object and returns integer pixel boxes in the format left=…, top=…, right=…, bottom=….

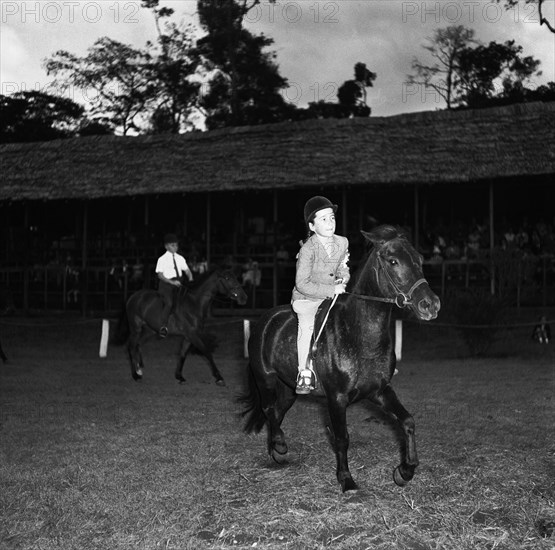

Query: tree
left=44, top=37, right=157, bottom=135
left=408, top=26, right=548, bottom=110
left=455, top=40, right=542, bottom=108
left=44, top=1, right=203, bottom=136
left=0, top=91, right=112, bottom=143
left=140, top=0, right=202, bottom=133
left=496, top=0, right=554, bottom=33
left=290, top=62, right=377, bottom=120
left=196, top=0, right=291, bottom=128
left=408, top=25, right=476, bottom=109
left=337, top=62, right=377, bottom=117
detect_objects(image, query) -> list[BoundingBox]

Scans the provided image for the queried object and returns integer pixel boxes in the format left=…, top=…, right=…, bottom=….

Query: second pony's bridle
left=347, top=240, right=427, bottom=309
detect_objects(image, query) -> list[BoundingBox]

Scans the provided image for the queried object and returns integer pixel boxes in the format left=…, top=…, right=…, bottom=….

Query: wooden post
left=273, top=190, right=278, bottom=307
left=81, top=201, right=89, bottom=316
left=489, top=181, right=495, bottom=295
left=342, top=187, right=347, bottom=238
left=206, top=193, right=211, bottom=269
left=144, top=196, right=150, bottom=252
left=23, top=202, right=29, bottom=312
left=414, top=186, right=420, bottom=250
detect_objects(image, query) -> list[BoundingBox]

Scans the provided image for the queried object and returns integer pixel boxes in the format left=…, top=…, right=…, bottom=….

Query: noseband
left=347, top=241, right=427, bottom=309
left=375, top=253, right=427, bottom=308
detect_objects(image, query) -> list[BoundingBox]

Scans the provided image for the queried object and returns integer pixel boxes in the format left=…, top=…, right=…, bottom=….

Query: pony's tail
left=111, top=302, right=129, bottom=345
left=237, top=364, right=267, bottom=434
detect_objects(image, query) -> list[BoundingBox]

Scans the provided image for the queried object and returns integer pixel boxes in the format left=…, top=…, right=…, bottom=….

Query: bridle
left=346, top=242, right=428, bottom=309
left=214, top=271, right=244, bottom=304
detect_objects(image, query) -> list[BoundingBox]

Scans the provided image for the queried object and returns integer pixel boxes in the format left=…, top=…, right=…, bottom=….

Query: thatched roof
left=1, top=101, right=554, bottom=202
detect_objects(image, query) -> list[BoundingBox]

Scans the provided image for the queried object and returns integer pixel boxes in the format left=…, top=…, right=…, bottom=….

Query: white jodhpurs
left=292, top=298, right=324, bottom=372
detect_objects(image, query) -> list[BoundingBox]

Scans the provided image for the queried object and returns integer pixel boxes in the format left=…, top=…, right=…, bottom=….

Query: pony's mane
left=188, top=268, right=219, bottom=289
left=362, top=225, right=409, bottom=252
left=367, top=224, right=406, bottom=243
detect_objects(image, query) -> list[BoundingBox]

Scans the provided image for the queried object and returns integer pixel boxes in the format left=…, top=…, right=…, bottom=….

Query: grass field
left=0, top=311, right=554, bottom=550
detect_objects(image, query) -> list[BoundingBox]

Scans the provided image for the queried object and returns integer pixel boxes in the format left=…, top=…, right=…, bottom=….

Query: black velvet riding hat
left=304, top=196, right=337, bottom=225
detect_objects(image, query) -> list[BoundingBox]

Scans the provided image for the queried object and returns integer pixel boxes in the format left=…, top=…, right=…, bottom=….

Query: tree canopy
left=44, top=37, right=158, bottom=135
left=497, top=0, right=555, bottom=33
left=408, top=25, right=550, bottom=110
left=0, top=91, right=112, bottom=143
left=196, top=0, right=292, bottom=129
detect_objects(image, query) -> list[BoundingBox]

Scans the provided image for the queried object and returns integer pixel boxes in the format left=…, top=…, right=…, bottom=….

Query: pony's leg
left=187, top=332, right=225, bottom=386
left=260, top=380, right=297, bottom=464
left=175, top=340, right=191, bottom=383
left=379, top=384, right=419, bottom=486
left=327, top=396, right=357, bottom=492
left=127, top=326, right=146, bottom=381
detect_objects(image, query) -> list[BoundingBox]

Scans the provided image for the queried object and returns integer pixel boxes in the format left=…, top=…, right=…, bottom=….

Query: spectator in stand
left=516, top=225, right=530, bottom=250
left=502, top=226, right=517, bottom=250
left=466, top=225, right=482, bottom=259
left=276, top=245, right=290, bottom=263
left=445, top=239, right=462, bottom=260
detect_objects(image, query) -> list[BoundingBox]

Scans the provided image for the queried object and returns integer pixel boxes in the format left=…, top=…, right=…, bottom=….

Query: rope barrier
left=0, top=317, right=103, bottom=327
left=0, top=316, right=247, bottom=329
left=1, top=314, right=552, bottom=331
left=405, top=318, right=555, bottom=330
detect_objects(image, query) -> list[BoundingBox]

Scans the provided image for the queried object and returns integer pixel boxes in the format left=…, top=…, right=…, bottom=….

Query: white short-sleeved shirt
left=155, top=251, right=190, bottom=279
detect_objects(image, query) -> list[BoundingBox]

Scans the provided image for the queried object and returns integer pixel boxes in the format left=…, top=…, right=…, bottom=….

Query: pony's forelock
left=362, top=225, right=407, bottom=249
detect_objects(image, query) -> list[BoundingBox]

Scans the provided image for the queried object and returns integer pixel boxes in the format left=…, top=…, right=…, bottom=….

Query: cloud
left=244, top=0, right=554, bottom=115
left=0, top=25, right=35, bottom=93
left=1, top=0, right=552, bottom=116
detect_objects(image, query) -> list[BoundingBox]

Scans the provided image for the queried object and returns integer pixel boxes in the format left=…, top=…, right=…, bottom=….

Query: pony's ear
left=361, top=230, right=380, bottom=245
left=361, top=230, right=373, bottom=242
left=361, top=230, right=379, bottom=250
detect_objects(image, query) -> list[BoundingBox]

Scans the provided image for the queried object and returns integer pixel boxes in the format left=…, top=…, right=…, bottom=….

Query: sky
left=1, top=0, right=554, bottom=120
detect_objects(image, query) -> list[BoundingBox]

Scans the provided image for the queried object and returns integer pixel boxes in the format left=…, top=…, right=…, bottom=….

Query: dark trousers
left=158, top=279, right=178, bottom=327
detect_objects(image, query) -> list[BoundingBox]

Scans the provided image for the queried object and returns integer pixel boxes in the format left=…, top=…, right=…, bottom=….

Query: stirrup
left=159, top=326, right=168, bottom=338
left=296, top=369, right=316, bottom=394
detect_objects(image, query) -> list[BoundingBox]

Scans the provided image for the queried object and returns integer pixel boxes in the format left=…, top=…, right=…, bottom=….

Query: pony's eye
left=389, top=259, right=398, bottom=266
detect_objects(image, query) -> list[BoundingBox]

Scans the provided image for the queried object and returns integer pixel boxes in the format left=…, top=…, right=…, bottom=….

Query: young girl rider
left=292, top=196, right=350, bottom=394
left=155, top=233, right=194, bottom=337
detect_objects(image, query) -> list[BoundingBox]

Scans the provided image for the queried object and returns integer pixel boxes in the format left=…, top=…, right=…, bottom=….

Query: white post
left=395, top=320, right=402, bottom=361
left=243, top=319, right=250, bottom=359
left=99, top=319, right=110, bottom=358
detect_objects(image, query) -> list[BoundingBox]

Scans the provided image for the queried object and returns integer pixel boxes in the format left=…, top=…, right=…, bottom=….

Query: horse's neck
left=346, top=252, right=392, bottom=324
left=189, top=275, right=218, bottom=313
left=349, top=251, right=383, bottom=298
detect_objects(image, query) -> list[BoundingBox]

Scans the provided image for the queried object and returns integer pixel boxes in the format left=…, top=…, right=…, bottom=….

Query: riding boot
left=158, top=297, right=172, bottom=338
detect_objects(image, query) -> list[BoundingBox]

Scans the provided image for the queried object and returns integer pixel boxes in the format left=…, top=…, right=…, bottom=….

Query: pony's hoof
left=270, top=447, right=288, bottom=465
left=340, top=477, right=358, bottom=492
left=215, top=379, right=226, bottom=387
left=393, top=466, right=411, bottom=486
left=176, top=376, right=186, bottom=384
left=131, top=369, right=142, bottom=381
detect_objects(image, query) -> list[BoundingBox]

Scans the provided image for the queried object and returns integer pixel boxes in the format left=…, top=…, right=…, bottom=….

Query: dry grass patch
left=0, top=314, right=554, bottom=549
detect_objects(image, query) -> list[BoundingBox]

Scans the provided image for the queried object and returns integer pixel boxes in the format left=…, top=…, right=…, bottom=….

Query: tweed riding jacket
left=292, top=234, right=350, bottom=302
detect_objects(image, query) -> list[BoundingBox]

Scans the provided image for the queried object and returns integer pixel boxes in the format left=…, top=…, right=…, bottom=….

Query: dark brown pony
left=117, top=269, right=247, bottom=385
left=241, top=225, right=441, bottom=492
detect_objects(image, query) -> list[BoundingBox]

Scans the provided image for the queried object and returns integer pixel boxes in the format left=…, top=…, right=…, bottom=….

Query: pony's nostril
left=419, top=299, right=430, bottom=311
